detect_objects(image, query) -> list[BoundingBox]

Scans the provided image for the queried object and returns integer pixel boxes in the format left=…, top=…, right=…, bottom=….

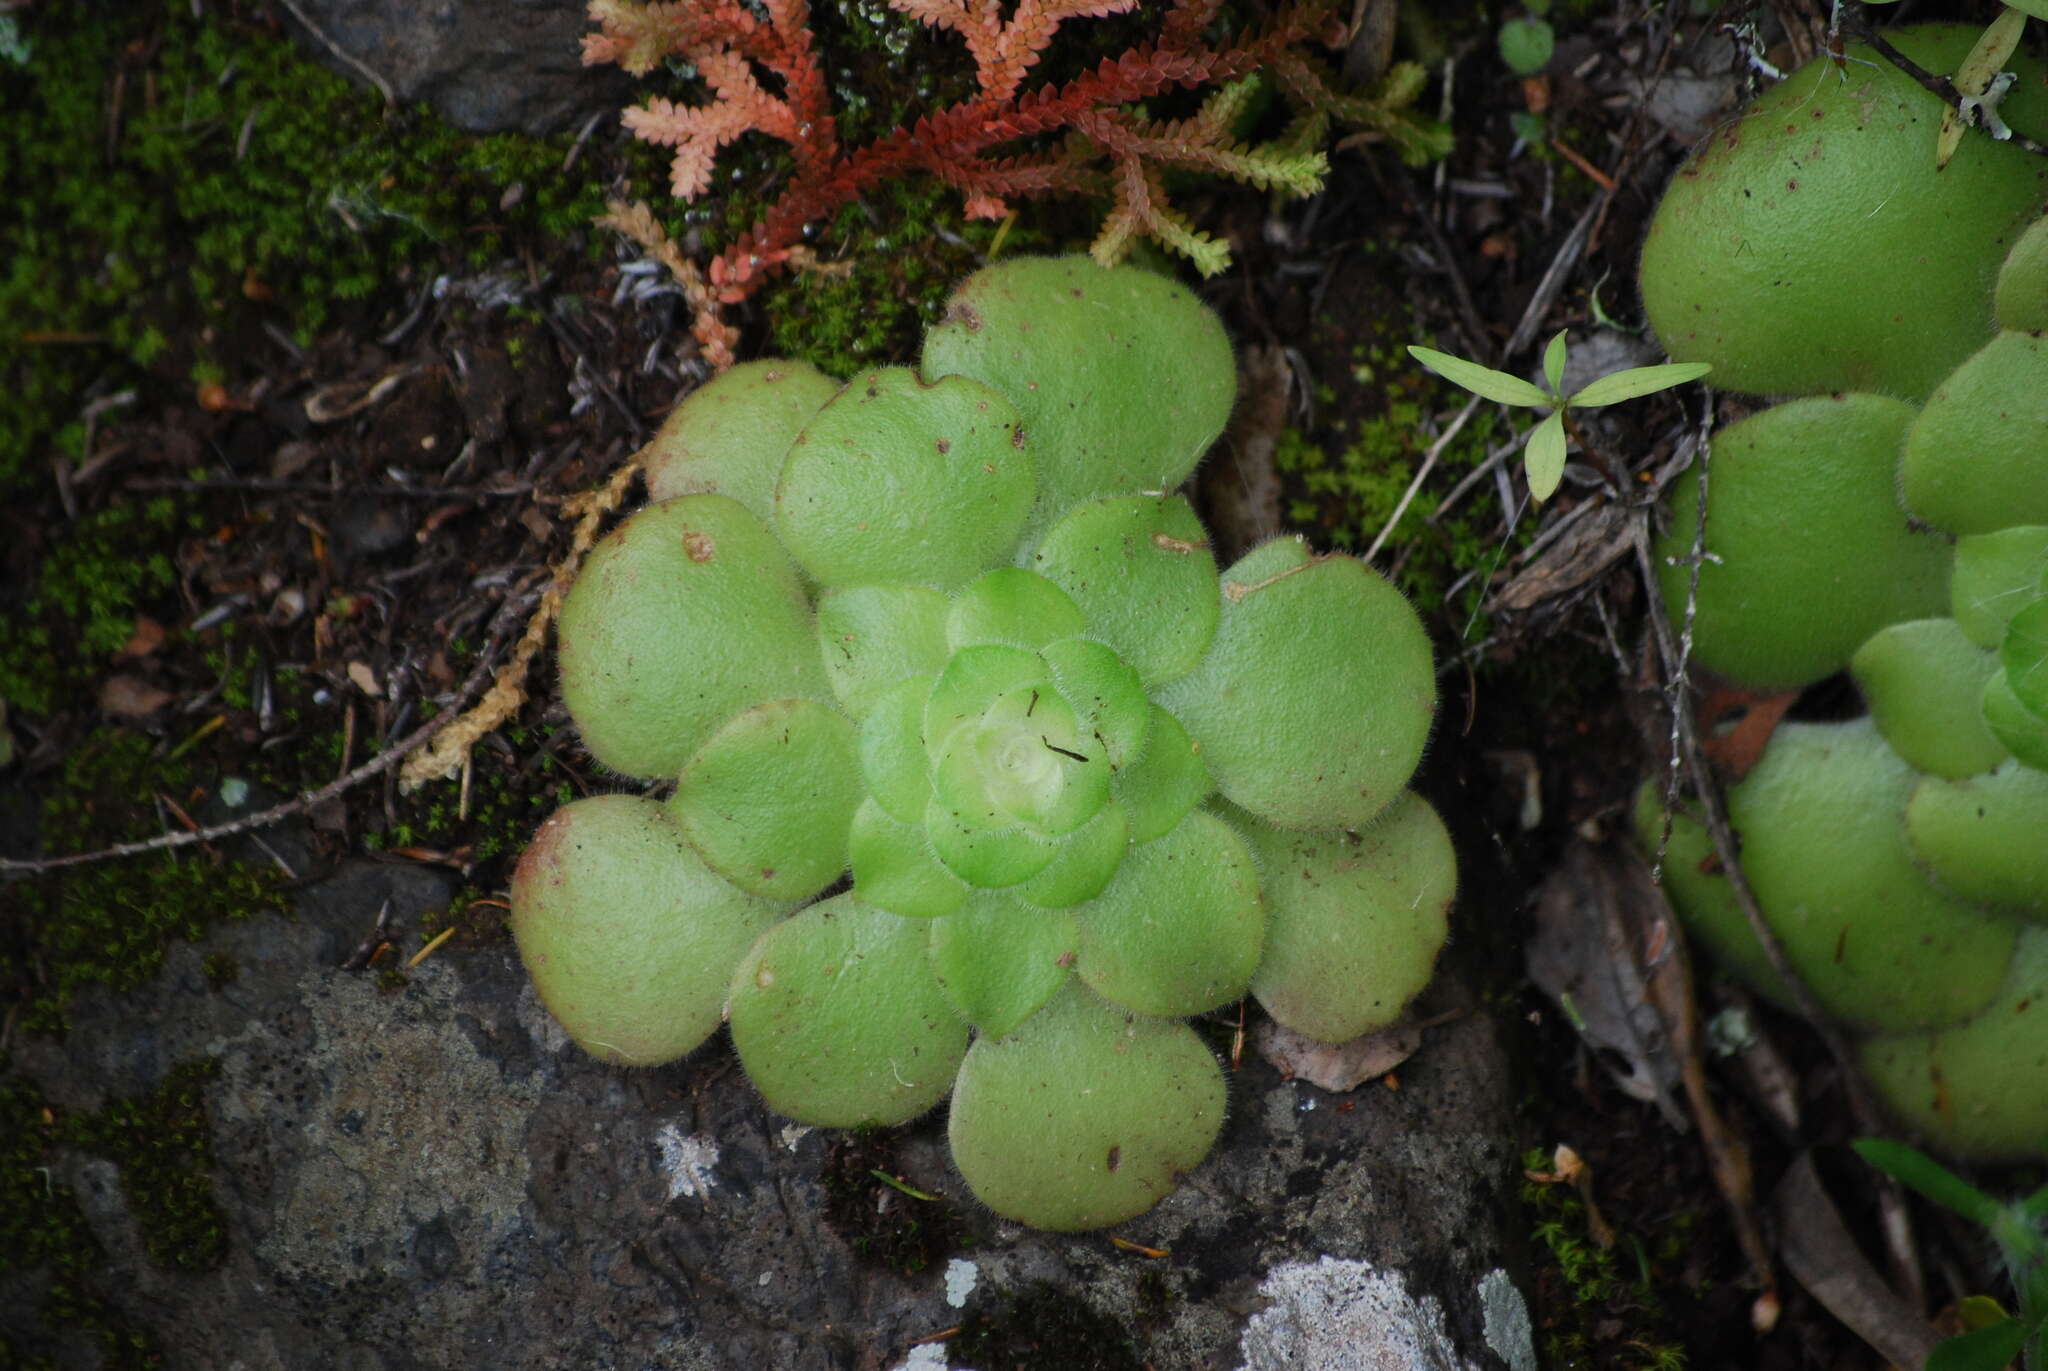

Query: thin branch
left=1362, top=394, right=1481, bottom=564
left=0, top=576, right=546, bottom=876
left=1844, top=12, right=2048, bottom=159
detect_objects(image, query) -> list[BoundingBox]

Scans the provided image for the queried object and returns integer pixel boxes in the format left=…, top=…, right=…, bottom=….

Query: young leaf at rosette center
left=926, top=797, right=1060, bottom=888
left=775, top=367, right=1033, bottom=592
left=931, top=684, right=1108, bottom=835
left=849, top=797, right=969, bottom=919
left=1073, top=808, right=1264, bottom=1018
left=1952, top=526, right=2048, bottom=648
left=511, top=795, right=792, bottom=1066
left=1240, top=791, right=1456, bottom=1044
left=1015, top=799, right=1129, bottom=910
left=1157, top=553, right=1435, bottom=832
left=2000, top=596, right=2048, bottom=718
left=729, top=893, right=970, bottom=1128
left=921, top=256, right=1235, bottom=532
left=927, top=888, right=1079, bottom=1038
left=668, top=697, right=862, bottom=901
left=1030, top=494, right=1221, bottom=688
left=859, top=673, right=937, bottom=824
left=1983, top=671, right=2048, bottom=771
left=558, top=494, right=828, bottom=780
left=1113, top=705, right=1214, bottom=844
left=946, top=567, right=1085, bottom=651
left=947, top=980, right=1226, bottom=1232
left=1851, top=619, right=2009, bottom=780
left=1039, top=637, right=1151, bottom=771
left=923, top=643, right=1051, bottom=757
left=642, top=359, right=842, bottom=521
left=815, top=584, right=949, bottom=719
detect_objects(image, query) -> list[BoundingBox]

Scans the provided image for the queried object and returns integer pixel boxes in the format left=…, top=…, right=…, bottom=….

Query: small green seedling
left=1406, top=332, right=1708, bottom=500
left=1854, top=1138, right=2048, bottom=1371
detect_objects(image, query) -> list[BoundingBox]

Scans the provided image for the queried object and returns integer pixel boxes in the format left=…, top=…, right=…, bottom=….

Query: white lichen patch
left=890, top=1344, right=955, bottom=1371
left=1478, top=1268, right=1535, bottom=1371
left=779, top=1123, right=813, bottom=1152
left=1237, top=1256, right=1471, bottom=1371
left=944, top=1256, right=979, bottom=1307
left=655, top=1122, right=721, bottom=1199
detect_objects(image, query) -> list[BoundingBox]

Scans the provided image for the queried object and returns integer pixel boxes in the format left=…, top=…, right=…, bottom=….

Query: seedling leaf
left=1524, top=411, right=1567, bottom=501
left=1569, top=362, right=1712, bottom=407
left=1406, top=346, right=1554, bottom=408
left=1854, top=1138, right=2005, bottom=1228
left=1542, top=330, right=1568, bottom=397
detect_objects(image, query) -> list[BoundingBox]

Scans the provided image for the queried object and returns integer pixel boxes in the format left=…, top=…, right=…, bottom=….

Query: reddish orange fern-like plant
left=584, top=0, right=1445, bottom=368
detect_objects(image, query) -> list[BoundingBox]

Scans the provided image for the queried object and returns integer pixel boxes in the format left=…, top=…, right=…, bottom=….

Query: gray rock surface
left=281, top=0, right=629, bottom=135
left=7, top=854, right=1527, bottom=1370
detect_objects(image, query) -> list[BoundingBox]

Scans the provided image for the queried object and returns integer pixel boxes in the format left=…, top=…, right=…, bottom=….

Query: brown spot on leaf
left=1106, top=1145, right=1121, bottom=1172
left=936, top=438, right=951, bottom=454
left=684, top=531, right=716, bottom=562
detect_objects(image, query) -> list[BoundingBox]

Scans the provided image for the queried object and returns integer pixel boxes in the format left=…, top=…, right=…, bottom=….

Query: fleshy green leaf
left=926, top=797, right=1059, bottom=887
left=1568, top=362, right=1713, bottom=407
left=1030, top=495, right=1222, bottom=687
left=1073, top=809, right=1263, bottom=1017
left=775, top=367, right=1033, bottom=591
left=859, top=674, right=937, bottom=824
left=511, top=795, right=791, bottom=1066
left=2000, top=596, right=2048, bottom=717
left=947, top=981, right=1225, bottom=1231
left=1112, top=705, right=1214, bottom=843
left=1015, top=800, right=1128, bottom=909
left=947, top=567, right=1086, bottom=651
left=1039, top=637, right=1151, bottom=771
left=669, top=697, right=861, bottom=901
left=1925, top=1317, right=2030, bottom=1371
left=927, top=890, right=1077, bottom=1037
left=1524, top=410, right=1568, bottom=501
left=849, top=798, right=968, bottom=918
left=729, top=894, right=969, bottom=1127
left=1406, top=346, right=1554, bottom=408
left=1542, top=330, right=1568, bottom=397
left=815, top=584, right=950, bottom=718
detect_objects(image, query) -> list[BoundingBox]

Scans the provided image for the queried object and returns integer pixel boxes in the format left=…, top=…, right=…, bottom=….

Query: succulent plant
left=511, top=256, right=1456, bottom=1230
left=1635, top=29, right=2048, bottom=1162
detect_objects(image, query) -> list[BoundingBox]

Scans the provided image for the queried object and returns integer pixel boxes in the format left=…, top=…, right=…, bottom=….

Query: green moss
left=1517, top=1148, right=1696, bottom=1371
left=0, top=497, right=199, bottom=716
left=1274, top=363, right=1516, bottom=629
left=0, top=1064, right=235, bottom=1369
left=1, top=3, right=630, bottom=495
left=9, top=730, right=290, bottom=1034
left=65, top=1061, right=229, bottom=1272
left=759, top=180, right=1031, bottom=378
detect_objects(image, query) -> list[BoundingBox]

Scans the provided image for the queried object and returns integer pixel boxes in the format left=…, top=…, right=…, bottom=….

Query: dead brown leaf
left=99, top=675, right=173, bottom=718
left=1254, top=1018, right=1423, bottom=1092
left=119, top=615, right=167, bottom=658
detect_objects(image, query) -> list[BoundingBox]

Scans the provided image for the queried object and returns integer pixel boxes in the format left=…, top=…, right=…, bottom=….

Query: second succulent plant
left=1636, top=26, right=2048, bottom=1162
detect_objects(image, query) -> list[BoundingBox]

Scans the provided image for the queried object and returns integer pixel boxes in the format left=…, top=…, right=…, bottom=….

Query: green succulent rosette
left=511, top=257, right=1456, bottom=1230
left=1635, top=31, right=2048, bottom=1162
